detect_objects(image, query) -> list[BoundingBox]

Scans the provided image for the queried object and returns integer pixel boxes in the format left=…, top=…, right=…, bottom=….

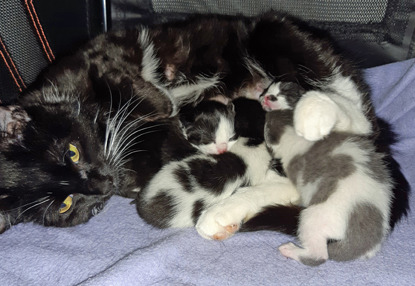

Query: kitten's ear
left=0, top=105, right=31, bottom=145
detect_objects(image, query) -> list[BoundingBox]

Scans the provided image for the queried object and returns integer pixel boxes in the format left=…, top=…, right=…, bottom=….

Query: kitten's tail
left=239, top=204, right=302, bottom=236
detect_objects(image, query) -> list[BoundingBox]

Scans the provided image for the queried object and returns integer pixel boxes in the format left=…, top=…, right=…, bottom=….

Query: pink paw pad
left=278, top=242, right=299, bottom=258
left=212, top=224, right=240, bottom=241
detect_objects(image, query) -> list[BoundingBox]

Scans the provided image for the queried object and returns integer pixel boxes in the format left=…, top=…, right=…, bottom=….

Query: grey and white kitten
left=266, top=107, right=393, bottom=265
left=263, top=82, right=393, bottom=265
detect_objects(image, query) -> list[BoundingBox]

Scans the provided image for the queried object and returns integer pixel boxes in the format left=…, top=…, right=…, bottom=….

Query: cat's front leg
left=294, top=90, right=372, bottom=141
left=196, top=173, right=299, bottom=240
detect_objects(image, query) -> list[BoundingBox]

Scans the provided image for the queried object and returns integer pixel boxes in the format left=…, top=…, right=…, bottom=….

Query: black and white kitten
left=136, top=98, right=299, bottom=238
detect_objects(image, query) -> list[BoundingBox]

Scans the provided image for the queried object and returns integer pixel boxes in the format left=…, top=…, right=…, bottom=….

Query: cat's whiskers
left=3, top=196, right=51, bottom=213
left=42, top=199, right=55, bottom=226
left=109, top=124, right=162, bottom=167
left=104, top=96, right=144, bottom=158
left=14, top=197, right=51, bottom=222
left=104, top=96, right=165, bottom=169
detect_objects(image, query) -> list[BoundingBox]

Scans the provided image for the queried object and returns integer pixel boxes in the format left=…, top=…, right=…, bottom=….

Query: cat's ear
left=0, top=105, right=31, bottom=145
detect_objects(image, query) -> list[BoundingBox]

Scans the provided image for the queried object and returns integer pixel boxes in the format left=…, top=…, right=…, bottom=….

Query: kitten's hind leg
left=279, top=203, right=344, bottom=266
left=196, top=173, right=299, bottom=240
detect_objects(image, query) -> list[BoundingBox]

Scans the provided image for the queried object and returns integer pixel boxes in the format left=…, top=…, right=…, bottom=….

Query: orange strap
left=24, top=0, right=55, bottom=62
left=0, top=37, right=26, bottom=92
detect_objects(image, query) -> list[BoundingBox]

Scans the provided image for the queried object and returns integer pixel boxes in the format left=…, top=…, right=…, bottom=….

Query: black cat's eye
left=59, top=194, right=73, bottom=214
left=68, top=144, right=80, bottom=163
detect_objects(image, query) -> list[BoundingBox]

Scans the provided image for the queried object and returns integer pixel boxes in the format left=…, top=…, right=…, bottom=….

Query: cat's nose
left=217, top=143, right=228, bottom=154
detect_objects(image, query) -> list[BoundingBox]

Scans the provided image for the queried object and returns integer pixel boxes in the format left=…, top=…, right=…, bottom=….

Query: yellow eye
left=68, top=144, right=80, bottom=163
left=59, top=194, right=73, bottom=214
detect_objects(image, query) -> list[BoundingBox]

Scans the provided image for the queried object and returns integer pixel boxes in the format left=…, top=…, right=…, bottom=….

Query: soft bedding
left=0, top=59, right=414, bottom=286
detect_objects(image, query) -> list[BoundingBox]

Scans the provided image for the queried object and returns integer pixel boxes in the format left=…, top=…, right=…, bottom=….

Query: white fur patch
left=294, top=73, right=372, bottom=141
left=138, top=28, right=161, bottom=85
left=169, top=75, right=220, bottom=113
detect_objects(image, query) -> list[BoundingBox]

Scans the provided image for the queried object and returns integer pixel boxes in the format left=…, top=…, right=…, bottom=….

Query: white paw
left=279, top=242, right=301, bottom=259
left=196, top=202, right=247, bottom=240
left=294, top=91, right=338, bottom=141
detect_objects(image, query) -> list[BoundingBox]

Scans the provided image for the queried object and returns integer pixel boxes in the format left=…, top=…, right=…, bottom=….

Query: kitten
left=179, top=99, right=237, bottom=154
left=265, top=107, right=393, bottom=266
left=120, top=98, right=239, bottom=198
left=136, top=98, right=299, bottom=239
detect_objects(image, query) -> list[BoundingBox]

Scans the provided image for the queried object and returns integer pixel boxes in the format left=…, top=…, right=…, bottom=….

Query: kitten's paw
left=279, top=242, right=328, bottom=266
left=279, top=242, right=302, bottom=260
left=294, top=92, right=338, bottom=141
left=196, top=203, right=245, bottom=240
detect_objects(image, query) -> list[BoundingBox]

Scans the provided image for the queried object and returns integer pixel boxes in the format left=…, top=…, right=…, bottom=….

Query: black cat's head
left=260, top=81, right=305, bottom=111
left=179, top=100, right=237, bottom=154
left=0, top=87, right=127, bottom=233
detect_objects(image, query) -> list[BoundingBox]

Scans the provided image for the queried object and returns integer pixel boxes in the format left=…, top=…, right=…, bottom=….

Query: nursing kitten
left=136, top=98, right=299, bottom=238
left=135, top=99, right=240, bottom=228
left=123, top=98, right=238, bottom=198
left=265, top=108, right=392, bottom=266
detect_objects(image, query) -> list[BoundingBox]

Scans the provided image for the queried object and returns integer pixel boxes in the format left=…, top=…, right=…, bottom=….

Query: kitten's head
left=260, top=81, right=305, bottom=111
left=0, top=88, right=129, bottom=233
left=180, top=100, right=237, bottom=154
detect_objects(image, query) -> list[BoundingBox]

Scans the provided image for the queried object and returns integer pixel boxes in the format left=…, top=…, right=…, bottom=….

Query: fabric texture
left=0, top=1, right=105, bottom=104
left=0, top=59, right=414, bottom=285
